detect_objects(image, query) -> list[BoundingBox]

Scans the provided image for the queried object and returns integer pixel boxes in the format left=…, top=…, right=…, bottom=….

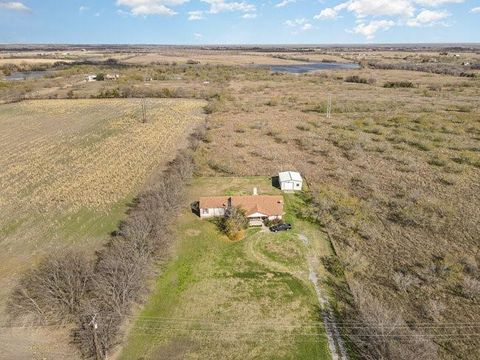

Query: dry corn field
left=0, top=98, right=205, bottom=315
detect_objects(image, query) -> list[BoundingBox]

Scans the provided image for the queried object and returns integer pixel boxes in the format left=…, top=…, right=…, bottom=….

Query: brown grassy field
left=0, top=58, right=73, bottom=65
left=0, top=46, right=478, bottom=359
left=195, top=65, right=480, bottom=358
left=120, top=49, right=347, bottom=66
left=0, top=98, right=205, bottom=359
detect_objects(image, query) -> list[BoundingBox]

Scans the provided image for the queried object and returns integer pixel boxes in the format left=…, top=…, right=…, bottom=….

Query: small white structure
left=279, top=171, right=303, bottom=192
left=105, top=74, right=120, bottom=80
left=86, top=74, right=97, bottom=82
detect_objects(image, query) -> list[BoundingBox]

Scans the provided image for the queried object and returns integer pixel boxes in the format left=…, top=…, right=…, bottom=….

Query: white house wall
left=280, top=181, right=302, bottom=191
left=200, top=207, right=225, bottom=218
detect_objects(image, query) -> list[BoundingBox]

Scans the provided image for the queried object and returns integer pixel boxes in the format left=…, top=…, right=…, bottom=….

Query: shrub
left=384, top=81, right=414, bottom=88
left=393, top=271, right=419, bottom=293
left=296, top=125, right=310, bottom=131
left=462, top=276, right=480, bottom=299
left=345, top=75, right=368, bottom=84
left=321, top=255, right=345, bottom=277
left=263, top=218, right=282, bottom=227
left=217, top=206, right=249, bottom=240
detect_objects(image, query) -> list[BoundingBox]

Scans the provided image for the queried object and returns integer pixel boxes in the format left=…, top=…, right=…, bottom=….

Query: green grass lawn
left=119, top=177, right=335, bottom=359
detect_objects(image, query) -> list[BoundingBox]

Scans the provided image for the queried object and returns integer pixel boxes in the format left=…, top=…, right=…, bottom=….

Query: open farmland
left=119, top=177, right=334, bottom=360
left=0, top=44, right=479, bottom=359
left=196, top=65, right=480, bottom=359
left=0, top=98, right=205, bottom=323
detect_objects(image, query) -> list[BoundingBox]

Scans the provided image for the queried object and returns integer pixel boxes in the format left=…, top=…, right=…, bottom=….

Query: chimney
left=253, top=187, right=258, bottom=196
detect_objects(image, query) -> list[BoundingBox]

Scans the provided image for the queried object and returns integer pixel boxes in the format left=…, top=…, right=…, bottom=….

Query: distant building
left=105, top=74, right=120, bottom=80
left=279, top=171, right=303, bottom=192
left=86, top=74, right=97, bottom=82
left=199, top=189, right=284, bottom=226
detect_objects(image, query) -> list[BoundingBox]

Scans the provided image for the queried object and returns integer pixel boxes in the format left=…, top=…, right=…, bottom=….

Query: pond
left=268, top=62, right=360, bottom=74
left=3, top=71, right=53, bottom=81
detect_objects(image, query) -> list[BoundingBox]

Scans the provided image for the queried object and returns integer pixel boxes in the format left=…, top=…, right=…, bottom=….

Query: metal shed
left=279, top=171, right=303, bottom=191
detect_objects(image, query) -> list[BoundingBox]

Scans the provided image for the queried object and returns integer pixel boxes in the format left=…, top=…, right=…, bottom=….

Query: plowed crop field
left=0, top=98, right=205, bottom=315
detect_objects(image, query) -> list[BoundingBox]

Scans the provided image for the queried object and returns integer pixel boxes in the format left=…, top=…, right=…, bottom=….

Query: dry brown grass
left=0, top=58, right=73, bottom=65
left=123, top=49, right=348, bottom=66
left=195, top=64, right=480, bottom=359
left=0, top=98, right=205, bottom=357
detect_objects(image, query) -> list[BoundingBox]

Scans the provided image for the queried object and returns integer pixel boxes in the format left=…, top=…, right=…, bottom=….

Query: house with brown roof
left=199, top=188, right=284, bottom=226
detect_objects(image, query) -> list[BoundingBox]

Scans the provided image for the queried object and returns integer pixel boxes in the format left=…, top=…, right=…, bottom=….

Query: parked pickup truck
left=269, top=223, right=292, bottom=233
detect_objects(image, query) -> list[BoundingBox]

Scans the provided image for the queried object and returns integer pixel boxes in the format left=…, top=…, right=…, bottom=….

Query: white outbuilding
left=279, top=171, right=303, bottom=192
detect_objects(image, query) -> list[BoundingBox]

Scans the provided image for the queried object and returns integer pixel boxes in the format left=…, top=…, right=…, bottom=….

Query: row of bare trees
left=8, top=125, right=206, bottom=358
left=367, top=61, right=476, bottom=77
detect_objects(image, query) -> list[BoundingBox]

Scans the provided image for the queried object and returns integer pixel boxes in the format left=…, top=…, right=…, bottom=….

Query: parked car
left=270, top=223, right=292, bottom=232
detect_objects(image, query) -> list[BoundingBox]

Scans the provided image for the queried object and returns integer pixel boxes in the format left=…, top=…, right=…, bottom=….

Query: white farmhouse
left=279, top=171, right=303, bottom=192
left=199, top=190, right=284, bottom=226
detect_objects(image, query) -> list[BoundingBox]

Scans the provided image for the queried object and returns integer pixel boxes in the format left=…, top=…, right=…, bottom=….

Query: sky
left=1, top=0, right=479, bottom=44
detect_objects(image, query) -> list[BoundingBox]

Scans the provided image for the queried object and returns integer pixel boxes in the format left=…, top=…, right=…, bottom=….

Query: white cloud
left=194, top=32, right=203, bottom=38
left=275, top=0, right=295, bottom=8
left=346, top=0, right=415, bottom=18
left=202, top=0, right=255, bottom=14
left=406, top=9, right=449, bottom=26
left=0, top=1, right=30, bottom=11
left=285, top=18, right=313, bottom=31
left=314, top=7, right=340, bottom=20
left=79, top=5, right=89, bottom=13
left=414, top=0, right=463, bottom=6
left=352, top=19, right=395, bottom=39
left=315, top=0, right=415, bottom=21
left=470, top=6, right=480, bottom=13
left=314, top=0, right=460, bottom=38
left=116, top=0, right=189, bottom=16
left=242, top=12, right=257, bottom=18
left=188, top=10, right=204, bottom=20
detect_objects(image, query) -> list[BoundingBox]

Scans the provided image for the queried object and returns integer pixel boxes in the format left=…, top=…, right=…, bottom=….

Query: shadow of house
left=191, top=201, right=200, bottom=217
left=271, top=176, right=280, bottom=190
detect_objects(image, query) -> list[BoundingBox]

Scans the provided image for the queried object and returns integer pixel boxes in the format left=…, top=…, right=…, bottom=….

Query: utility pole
left=326, top=94, right=332, bottom=119
left=89, top=314, right=103, bottom=360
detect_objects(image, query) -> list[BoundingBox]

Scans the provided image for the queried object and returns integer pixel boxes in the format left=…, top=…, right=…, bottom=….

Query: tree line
left=8, top=124, right=207, bottom=358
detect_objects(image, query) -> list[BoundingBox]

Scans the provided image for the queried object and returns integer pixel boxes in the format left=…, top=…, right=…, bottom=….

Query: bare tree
left=93, top=238, right=152, bottom=317
left=9, top=251, right=92, bottom=324
left=349, top=281, right=438, bottom=360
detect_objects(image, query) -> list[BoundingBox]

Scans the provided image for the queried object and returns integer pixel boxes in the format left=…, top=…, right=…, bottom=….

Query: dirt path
left=299, top=234, right=349, bottom=360
left=245, top=230, right=348, bottom=360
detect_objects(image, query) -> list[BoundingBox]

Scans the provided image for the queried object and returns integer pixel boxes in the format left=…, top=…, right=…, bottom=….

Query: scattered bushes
left=368, top=61, right=475, bottom=77
left=384, top=81, right=414, bottom=88
left=344, top=75, right=375, bottom=84
left=349, top=282, right=438, bottom=360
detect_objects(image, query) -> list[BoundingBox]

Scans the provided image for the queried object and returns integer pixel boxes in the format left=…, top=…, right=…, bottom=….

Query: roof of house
left=279, top=171, right=302, bottom=182
left=199, top=195, right=284, bottom=217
